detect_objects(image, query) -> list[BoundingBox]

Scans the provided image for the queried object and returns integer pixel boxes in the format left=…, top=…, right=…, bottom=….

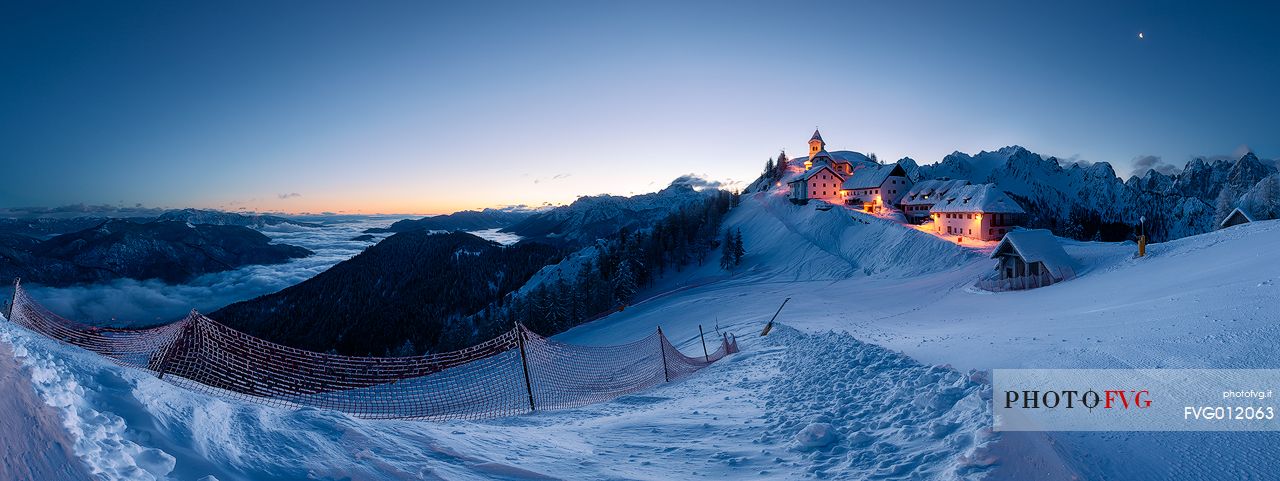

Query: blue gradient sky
left=2, top=1, right=1276, bottom=214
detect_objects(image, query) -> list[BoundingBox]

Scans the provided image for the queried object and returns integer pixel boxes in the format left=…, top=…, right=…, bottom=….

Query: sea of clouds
left=16, top=217, right=402, bottom=326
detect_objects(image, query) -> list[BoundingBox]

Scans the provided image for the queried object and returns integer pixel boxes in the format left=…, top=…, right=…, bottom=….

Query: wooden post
left=514, top=323, right=536, bottom=412
left=761, top=297, right=790, bottom=336
left=6, top=278, right=20, bottom=321
left=699, top=325, right=709, bottom=362
left=657, top=326, right=669, bottom=382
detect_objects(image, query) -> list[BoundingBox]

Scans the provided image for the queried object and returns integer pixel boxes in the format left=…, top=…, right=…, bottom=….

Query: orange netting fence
left=5, top=283, right=738, bottom=420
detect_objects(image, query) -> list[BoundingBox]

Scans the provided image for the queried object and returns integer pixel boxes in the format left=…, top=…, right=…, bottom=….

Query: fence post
left=699, top=324, right=709, bottom=362
left=6, top=278, right=19, bottom=321
left=514, top=323, right=536, bottom=412
left=657, top=326, right=669, bottom=382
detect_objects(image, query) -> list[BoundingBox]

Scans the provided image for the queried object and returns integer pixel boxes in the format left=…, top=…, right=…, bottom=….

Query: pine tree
left=719, top=231, right=735, bottom=270
left=765, top=157, right=775, bottom=178
left=731, top=189, right=741, bottom=207
left=612, top=260, right=637, bottom=305
left=732, top=228, right=745, bottom=265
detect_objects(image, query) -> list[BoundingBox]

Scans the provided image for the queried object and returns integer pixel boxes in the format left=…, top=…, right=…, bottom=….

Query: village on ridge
left=780, top=129, right=1076, bottom=291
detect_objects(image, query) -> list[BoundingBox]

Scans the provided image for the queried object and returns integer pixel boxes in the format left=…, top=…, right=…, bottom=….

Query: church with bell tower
left=808, top=129, right=825, bottom=159
left=802, top=128, right=854, bottom=175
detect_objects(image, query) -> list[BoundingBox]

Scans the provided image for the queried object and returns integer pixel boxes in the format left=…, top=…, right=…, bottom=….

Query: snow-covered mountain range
left=0, top=220, right=312, bottom=287
left=501, top=178, right=719, bottom=247
left=362, top=208, right=534, bottom=234
left=896, top=146, right=1275, bottom=242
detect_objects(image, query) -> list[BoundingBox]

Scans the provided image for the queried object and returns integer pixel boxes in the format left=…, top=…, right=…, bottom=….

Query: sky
left=1, top=0, right=1277, bottom=215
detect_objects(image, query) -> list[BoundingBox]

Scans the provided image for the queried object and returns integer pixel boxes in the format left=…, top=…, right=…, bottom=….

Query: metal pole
left=761, top=297, right=791, bottom=336
left=699, top=325, right=709, bottom=362
left=514, top=323, right=536, bottom=412
left=657, top=326, right=669, bottom=382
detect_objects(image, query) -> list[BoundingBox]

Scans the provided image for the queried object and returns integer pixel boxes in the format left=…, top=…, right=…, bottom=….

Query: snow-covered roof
left=1219, top=207, right=1255, bottom=228
left=810, top=129, right=823, bottom=143
left=929, top=184, right=1025, bottom=214
left=841, top=163, right=908, bottom=190
left=991, top=229, right=1076, bottom=280
left=788, top=163, right=844, bottom=184
left=810, top=150, right=834, bottom=162
left=829, top=151, right=873, bottom=165
left=900, top=179, right=970, bottom=206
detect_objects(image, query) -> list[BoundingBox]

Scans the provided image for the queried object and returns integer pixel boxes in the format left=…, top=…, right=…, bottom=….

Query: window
left=968, top=229, right=972, bottom=235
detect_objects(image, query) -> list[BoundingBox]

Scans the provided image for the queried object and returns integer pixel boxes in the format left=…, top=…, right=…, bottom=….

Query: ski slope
left=2, top=190, right=1278, bottom=479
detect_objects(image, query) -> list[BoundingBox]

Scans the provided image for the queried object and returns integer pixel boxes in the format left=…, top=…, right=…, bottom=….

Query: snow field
left=1, top=323, right=175, bottom=480
left=754, top=326, right=994, bottom=479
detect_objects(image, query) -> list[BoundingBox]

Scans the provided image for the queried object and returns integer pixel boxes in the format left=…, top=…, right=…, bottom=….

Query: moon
left=1138, top=32, right=1144, bottom=39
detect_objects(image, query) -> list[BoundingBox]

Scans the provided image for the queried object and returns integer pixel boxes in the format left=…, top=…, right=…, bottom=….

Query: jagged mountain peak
left=503, top=177, right=722, bottom=247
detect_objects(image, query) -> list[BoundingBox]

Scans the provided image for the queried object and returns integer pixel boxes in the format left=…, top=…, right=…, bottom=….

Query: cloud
left=493, top=204, right=553, bottom=213
left=1055, top=154, right=1093, bottom=169
left=278, top=192, right=302, bottom=199
left=1232, top=144, right=1253, bottom=159
left=13, top=217, right=393, bottom=326
left=1130, top=154, right=1182, bottom=177
left=533, top=173, right=572, bottom=184
left=668, top=174, right=726, bottom=190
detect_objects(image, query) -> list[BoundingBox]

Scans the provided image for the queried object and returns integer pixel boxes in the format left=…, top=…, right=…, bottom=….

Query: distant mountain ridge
left=0, top=220, right=312, bottom=287
left=155, top=209, right=321, bottom=229
left=914, top=146, right=1277, bottom=241
left=0, top=208, right=319, bottom=239
left=502, top=179, right=718, bottom=247
left=364, top=208, right=532, bottom=234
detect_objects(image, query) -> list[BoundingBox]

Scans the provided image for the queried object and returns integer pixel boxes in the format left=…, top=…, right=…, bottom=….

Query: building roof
left=929, top=184, right=1025, bottom=214
left=900, top=178, right=970, bottom=206
left=841, top=163, right=908, bottom=190
left=1219, top=207, right=1255, bottom=228
left=991, top=229, right=1076, bottom=280
left=787, top=163, right=844, bottom=184
left=810, top=150, right=834, bottom=162
left=810, top=129, right=824, bottom=143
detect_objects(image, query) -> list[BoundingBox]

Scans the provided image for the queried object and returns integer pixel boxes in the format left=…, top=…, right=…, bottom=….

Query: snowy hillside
left=3, top=188, right=1280, bottom=479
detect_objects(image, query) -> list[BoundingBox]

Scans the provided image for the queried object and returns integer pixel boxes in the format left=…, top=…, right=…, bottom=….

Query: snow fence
left=6, top=283, right=738, bottom=421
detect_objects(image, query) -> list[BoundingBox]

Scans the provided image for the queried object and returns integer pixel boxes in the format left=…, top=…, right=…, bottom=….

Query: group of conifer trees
left=762, top=150, right=790, bottom=184
left=474, top=190, right=745, bottom=338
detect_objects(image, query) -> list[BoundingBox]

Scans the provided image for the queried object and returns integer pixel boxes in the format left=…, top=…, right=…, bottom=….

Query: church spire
left=807, top=128, right=826, bottom=164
